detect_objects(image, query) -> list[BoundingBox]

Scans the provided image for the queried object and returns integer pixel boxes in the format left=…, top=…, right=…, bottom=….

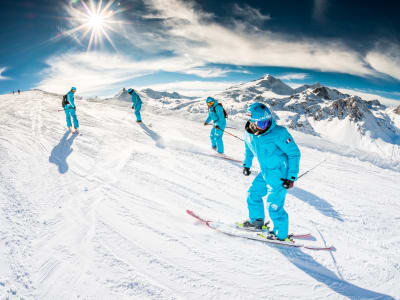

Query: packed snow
left=0, top=87, right=399, bottom=299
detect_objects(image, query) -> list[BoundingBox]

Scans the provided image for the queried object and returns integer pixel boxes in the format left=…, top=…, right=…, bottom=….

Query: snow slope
left=0, top=90, right=399, bottom=299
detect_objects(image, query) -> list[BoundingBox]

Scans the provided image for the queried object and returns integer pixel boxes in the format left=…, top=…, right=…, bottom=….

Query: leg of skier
left=70, top=109, right=79, bottom=131
left=210, top=127, right=217, bottom=150
left=135, top=102, right=142, bottom=122
left=215, top=129, right=224, bottom=154
left=65, top=109, right=73, bottom=131
left=265, top=174, right=289, bottom=240
left=246, top=173, right=268, bottom=225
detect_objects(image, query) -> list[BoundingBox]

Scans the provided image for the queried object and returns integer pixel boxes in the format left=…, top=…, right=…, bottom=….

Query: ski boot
left=266, top=232, right=294, bottom=243
left=236, top=219, right=270, bottom=232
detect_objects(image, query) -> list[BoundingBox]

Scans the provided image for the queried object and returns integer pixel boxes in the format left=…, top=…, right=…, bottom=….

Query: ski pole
left=205, top=123, right=237, bottom=130
left=297, top=158, right=326, bottom=180
left=221, top=129, right=244, bottom=141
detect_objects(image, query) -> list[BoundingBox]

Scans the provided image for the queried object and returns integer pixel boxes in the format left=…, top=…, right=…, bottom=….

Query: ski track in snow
left=0, top=91, right=399, bottom=299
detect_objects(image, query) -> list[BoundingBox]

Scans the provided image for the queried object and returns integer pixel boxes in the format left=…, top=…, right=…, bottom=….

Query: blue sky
left=0, top=0, right=399, bottom=103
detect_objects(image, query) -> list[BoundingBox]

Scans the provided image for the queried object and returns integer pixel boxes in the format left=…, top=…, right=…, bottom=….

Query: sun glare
left=63, top=0, right=127, bottom=51
left=88, top=14, right=104, bottom=28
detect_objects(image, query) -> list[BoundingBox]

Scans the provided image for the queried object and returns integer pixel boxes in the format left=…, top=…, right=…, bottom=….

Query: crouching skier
left=128, top=88, right=142, bottom=123
left=64, top=87, right=79, bottom=134
left=238, top=102, right=301, bottom=242
left=204, top=97, right=226, bottom=154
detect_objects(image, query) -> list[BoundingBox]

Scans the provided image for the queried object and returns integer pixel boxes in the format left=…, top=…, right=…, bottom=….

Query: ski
left=187, top=210, right=334, bottom=251
left=234, top=224, right=313, bottom=240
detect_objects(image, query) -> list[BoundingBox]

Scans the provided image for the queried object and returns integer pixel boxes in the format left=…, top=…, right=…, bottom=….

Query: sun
left=63, top=0, right=127, bottom=51
left=88, top=14, right=104, bottom=28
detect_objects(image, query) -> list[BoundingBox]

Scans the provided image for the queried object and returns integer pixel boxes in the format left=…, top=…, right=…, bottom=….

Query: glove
left=281, top=178, right=294, bottom=189
left=215, top=125, right=220, bottom=130
left=204, top=122, right=208, bottom=126
left=132, top=105, right=135, bottom=109
left=243, top=167, right=251, bottom=176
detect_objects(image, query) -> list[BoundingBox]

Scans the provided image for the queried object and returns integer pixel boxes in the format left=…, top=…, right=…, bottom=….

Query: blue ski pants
left=210, top=127, right=224, bottom=153
left=247, top=173, right=289, bottom=239
left=134, top=102, right=142, bottom=121
left=65, top=108, right=79, bottom=129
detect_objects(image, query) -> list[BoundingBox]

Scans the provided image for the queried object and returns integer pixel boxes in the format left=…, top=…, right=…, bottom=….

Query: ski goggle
left=253, top=119, right=271, bottom=130
left=207, top=101, right=215, bottom=107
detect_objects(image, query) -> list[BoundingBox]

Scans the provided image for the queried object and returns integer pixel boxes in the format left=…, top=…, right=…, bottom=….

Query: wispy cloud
left=312, top=0, right=329, bottom=23
left=144, top=0, right=374, bottom=77
left=279, top=73, right=309, bottom=81
left=233, top=3, right=271, bottom=26
left=365, top=44, right=400, bottom=80
left=36, top=52, right=208, bottom=95
left=36, top=51, right=246, bottom=95
left=0, top=67, right=10, bottom=80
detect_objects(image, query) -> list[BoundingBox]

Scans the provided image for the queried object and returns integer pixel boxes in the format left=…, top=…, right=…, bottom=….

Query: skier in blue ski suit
left=64, top=87, right=79, bottom=132
left=128, top=88, right=142, bottom=122
left=242, top=102, right=300, bottom=241
left=204, top=97, right=226, bottom=154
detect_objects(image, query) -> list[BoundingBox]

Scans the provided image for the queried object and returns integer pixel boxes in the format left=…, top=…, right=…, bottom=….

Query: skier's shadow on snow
left=276, top=247, right=394, bottom=299
left=139, top=123, right=165, bottom=149
left=49, top=131, right=77, bottom=174
left=290, top=187, right=344, bottom=222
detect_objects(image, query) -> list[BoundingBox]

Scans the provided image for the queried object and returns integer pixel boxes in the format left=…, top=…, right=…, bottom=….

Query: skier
left=204, top=97, right=226, bottom=154
left=64, top=87, right=79, bottom=133
left=128, top=88, right=142, bottom=123
left=239, top=102, right=301, bottom=242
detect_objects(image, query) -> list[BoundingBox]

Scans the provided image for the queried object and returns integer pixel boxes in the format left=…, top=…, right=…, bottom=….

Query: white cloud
left=0, top=67, right=10, bottom=80
left=279, top=73, right=309, bottom=81
left=36, top=51, right=243, bottom=95
left=365, top=45, right=400, bottom=80
left=139, top=81, right=236, bottom=97
left=144, top=0, right=374, bottom=77
left=233, top=4, right=271, bottom=25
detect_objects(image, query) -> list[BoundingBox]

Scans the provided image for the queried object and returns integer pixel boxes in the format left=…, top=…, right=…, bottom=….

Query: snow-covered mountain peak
left=140, top=88, right=196, bottom=100
left=293, top=82, right=322, bottom=94
left=114, top=87, right=196, bottom=102
left=254, top=74, right=294, bottom=95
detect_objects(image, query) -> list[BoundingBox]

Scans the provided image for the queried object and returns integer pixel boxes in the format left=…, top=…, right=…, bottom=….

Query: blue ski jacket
left=205, top=99, right=226, bottom=129
left=131, top=90, right=142, bottom=108
left=65, top=91, right=76, bottom=109
left=243, top=119, right=300, bottom=181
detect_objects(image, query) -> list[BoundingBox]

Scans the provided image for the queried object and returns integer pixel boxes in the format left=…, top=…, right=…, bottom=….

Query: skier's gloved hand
left=281, top=178, right=294, bottom=189
left=204, top=122, right=208, bottom=126
left=243, top=167, right=251, bottom=176
left=131, top=105, right=135, bottom=109
left=215, top=125, right=220, bottom=130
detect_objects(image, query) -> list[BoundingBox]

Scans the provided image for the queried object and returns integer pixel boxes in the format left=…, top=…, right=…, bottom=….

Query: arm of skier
left=204, top=112, right=212, bottom=125
left=243, top=140, right=254, bottom=169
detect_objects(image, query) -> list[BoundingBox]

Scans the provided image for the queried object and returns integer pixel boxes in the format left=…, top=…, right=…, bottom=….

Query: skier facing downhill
left=128, top=88, right=142, bottom=123
left=204, top=97, right=226, bottom=154
left=64, top=87, right=79, bottom=133
left=239, top=102, right=301, bottom=242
